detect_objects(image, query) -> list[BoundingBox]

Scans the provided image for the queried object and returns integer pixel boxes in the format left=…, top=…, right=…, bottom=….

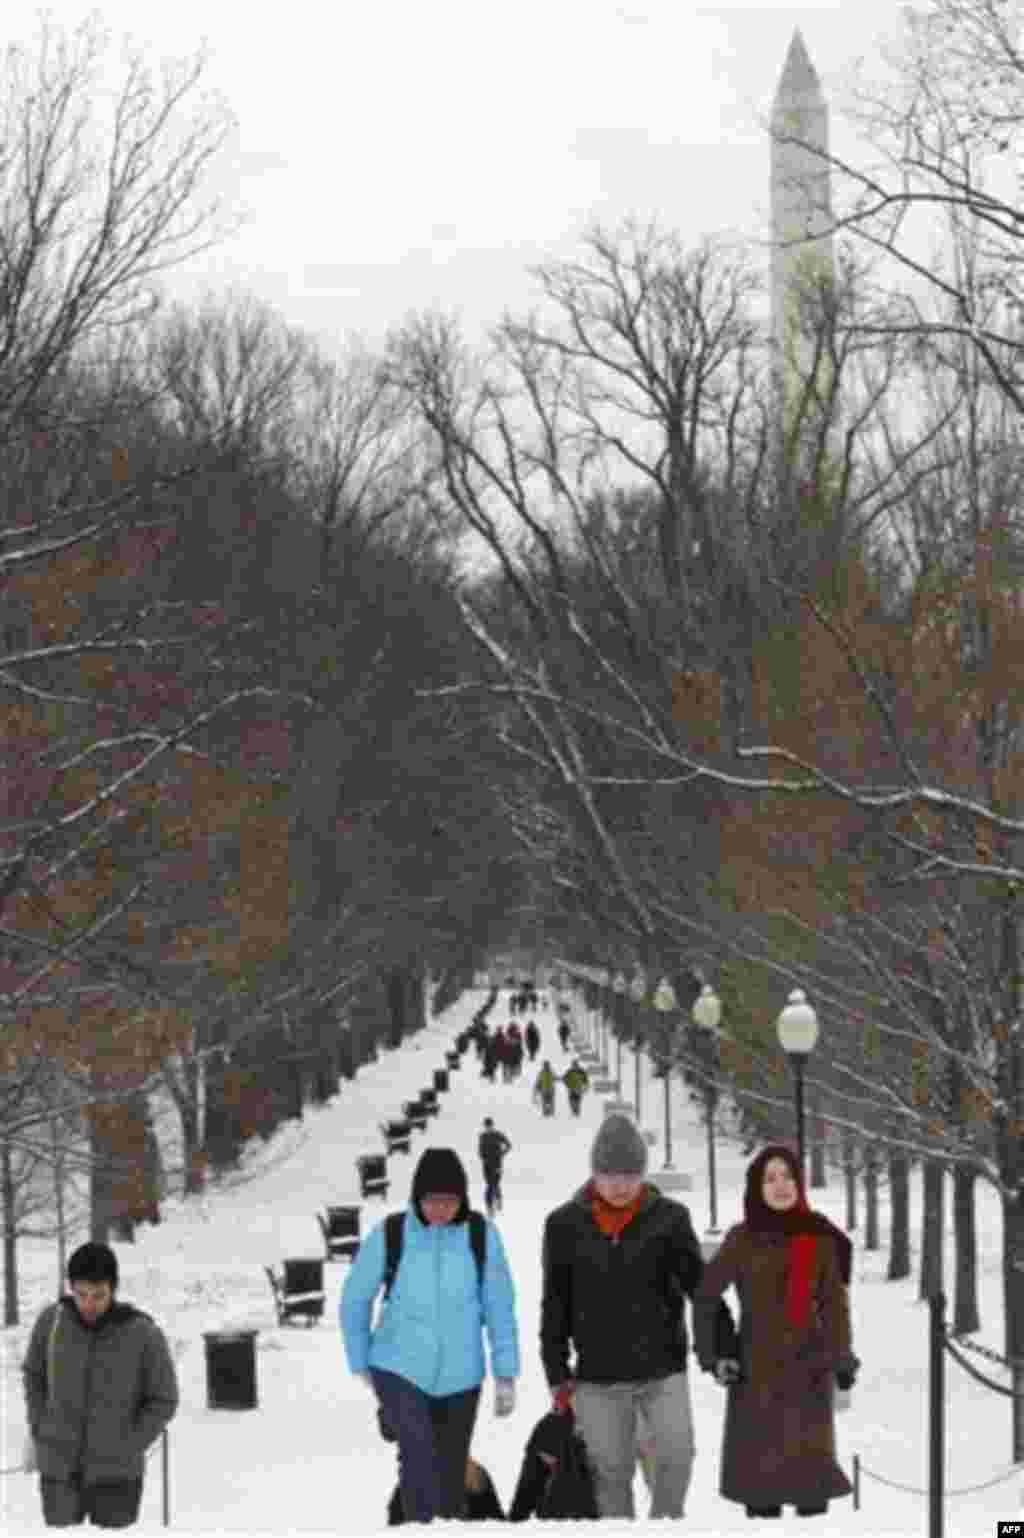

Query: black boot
left=746, top=1507, right=782, bottom=1518
left=796, top=1506, right=827, bottom=1517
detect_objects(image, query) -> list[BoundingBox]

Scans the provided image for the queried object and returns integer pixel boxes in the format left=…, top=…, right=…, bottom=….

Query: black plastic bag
left=538, top=1421, right=599, bottom=1520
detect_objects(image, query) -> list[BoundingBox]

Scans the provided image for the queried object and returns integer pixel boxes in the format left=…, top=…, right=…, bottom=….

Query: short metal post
left=794, top=1055, right=807, bottom=1187
left=929, top=1291, right=945, bottom=1538
left=162, top=1429, right=169, bottom=1527
left=852, top=1452, right=859, bottom=1511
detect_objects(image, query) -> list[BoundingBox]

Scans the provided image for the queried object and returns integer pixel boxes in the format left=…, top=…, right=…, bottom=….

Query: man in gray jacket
left=22, top=1241, right=179, bottom=1527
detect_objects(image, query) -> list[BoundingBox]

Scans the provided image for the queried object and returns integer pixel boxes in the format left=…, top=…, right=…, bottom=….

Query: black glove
left=835, top=1354, right=860, bottom=1391
left=714, top=1358, right=741, bottom=1387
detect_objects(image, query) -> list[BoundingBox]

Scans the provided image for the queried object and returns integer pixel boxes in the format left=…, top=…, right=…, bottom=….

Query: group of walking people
left=481, top=1020, right=542, bottom=1082
left=533, top=1057, right=589, bottom=1117
left=341, top=1117, right=860, bottom=1525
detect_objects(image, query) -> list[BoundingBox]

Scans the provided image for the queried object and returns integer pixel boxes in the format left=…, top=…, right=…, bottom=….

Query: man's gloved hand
left=835, top=1354, right=860, bottom=1392
left=494, top=1379, right=516, bottom=1418
left=552, top=1379, right=576, bottom=1414
left=714, top=1358, right=741, bottom=1387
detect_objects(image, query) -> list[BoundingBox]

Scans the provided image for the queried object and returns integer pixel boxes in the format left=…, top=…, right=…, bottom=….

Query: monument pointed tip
left=774, top=26, right=824, bottom=108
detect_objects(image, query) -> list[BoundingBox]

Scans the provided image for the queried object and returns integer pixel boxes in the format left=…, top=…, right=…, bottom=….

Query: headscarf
left=743, top=1145, right=852, bottom=1328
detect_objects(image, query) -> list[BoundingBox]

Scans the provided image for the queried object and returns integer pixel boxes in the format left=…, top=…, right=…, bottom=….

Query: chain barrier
left=854, top=1318, right=1024, bottom=1510
left=948, top=1332, right=1012, bottom=1370
left=858, top=1460, right=1022, bottom=1497
left=943, top=1333, right=1024, bottom=1399
left=1, top=1425, right=168, bottom=1479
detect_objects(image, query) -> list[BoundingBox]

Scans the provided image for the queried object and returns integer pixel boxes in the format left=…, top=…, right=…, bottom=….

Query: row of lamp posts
left=560, top=962, right=821, bottom=1235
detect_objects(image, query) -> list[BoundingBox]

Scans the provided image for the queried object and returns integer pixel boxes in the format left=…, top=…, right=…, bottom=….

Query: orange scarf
left=590, top=1185, right=646, bottom=1238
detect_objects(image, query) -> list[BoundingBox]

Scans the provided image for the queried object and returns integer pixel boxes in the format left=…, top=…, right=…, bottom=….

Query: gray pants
left=574, top=1371, right=695, bottom=1519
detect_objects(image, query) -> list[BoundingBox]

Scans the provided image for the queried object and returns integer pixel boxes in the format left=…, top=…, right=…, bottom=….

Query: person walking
left=341, top=1147, right=520, bottom=1524
left=482, top=1030, right=500, bottom=1082
left=533, top=1060, right=557, bottom=1117
left=557, top=1019, right=571, bottom=1053
left=21, top=1241, right=179, bottom=1529
left=524, top=1021, right=541, bottom=1063
left=693, top=1145, right=859, bottom=1521
left=562, top=1059, right=590, bottom=1117
left=478, top=1118, right=512, bottom=1217
left=540, top=1114, right=736, bottom=1520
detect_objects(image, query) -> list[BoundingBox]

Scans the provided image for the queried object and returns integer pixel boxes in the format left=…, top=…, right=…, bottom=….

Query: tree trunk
left=843, top=1130, right=857, bottom=1231
left=52, top=1105, right=68, bottom=1293
left=386, top=966, right=407, bottom=1048
left=2, top=1135, right=18, bottom=1326
left=162, top=1056, right=205, bottom=1194
left=918, top=1156, right=945, bottom=1300
left=950, top=1162, right=980, bottom=1335
left=888, top=1147, right=911, bottom=1280
left=863, top=1144, right=880, bottom=1251
left=204, top=1058, right=242, bottom=1172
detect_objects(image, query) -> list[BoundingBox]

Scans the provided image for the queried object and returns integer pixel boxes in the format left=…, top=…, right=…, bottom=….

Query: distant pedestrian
left=22, top=1241, right=179, bottom=1529
left=342, top=1148, right=520, bottom=1523
left=562, top=1059, right=590, bottom=1117
left=540, top=1116, right=736, bottom=1519
left=524, top=1021, right=541, bottom=1062
left=694, top=1145, right=858, bottom=1520
left=534, top=1061, right=557, bottom=1117
left=478, top=1118, right=512, bottom=1217
left=558, top=1020, right=571, bottom=1053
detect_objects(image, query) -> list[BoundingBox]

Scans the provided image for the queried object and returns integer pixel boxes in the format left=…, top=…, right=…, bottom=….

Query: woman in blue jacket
left=341, top=1147, right=520, bottom=1522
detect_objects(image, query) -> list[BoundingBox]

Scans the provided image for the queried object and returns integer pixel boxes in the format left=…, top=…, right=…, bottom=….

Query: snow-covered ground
left=2, top=985, right=1022, bottom=1537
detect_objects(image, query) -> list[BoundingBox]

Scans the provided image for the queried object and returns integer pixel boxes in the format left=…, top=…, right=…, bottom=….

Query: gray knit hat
left=590, top=1113, right=648, bottom=1176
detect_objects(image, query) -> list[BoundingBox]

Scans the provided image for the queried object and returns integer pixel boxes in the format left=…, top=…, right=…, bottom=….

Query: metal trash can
left=203, top=1330, right=259, bottom=1410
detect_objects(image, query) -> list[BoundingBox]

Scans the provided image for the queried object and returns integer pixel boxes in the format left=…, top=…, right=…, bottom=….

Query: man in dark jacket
left=540, top=1115, right=735, bottom=1520
left=478, top=1118, right=512, bottom=1217
left=22, top=1241, right=179, bottom=1528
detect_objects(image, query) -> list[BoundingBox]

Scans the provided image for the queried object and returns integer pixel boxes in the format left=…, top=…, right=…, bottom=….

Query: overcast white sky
left=14, top=0, right=913, bottom=358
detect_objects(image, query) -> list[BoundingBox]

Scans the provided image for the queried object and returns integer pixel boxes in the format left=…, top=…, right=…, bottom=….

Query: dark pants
left=371, top=1369, right=480, bottom=1523
left=41, top=1476, right=143, bottom=1528
left=568, top=1091, right=582, bottom=1116
left=482, top=1166, right=502, bottom=1214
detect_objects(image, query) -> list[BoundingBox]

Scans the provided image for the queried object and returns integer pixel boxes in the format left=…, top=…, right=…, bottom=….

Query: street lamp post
left=612, top=972, right=627, bottom=1094
left=776, top=989, right=820, bottom=1185
left=653, top=978, right=678, bottom=1169
left=692, top=983, right=722, bottom=1233
left=629, top=971, right=647, bottom=1120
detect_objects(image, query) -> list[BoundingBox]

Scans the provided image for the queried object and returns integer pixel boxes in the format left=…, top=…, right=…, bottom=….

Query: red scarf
left=786, top=1231, right=818, bottom=1328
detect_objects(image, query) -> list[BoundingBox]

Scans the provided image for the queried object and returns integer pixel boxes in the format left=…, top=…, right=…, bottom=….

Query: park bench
left=317, top=1204, right=361, bottom=1261
left=264, top=1257, right=326, bottom=1326
left=402, top=1101, right=429, bottom=1133
left=445, top=1050, right=460, bottom=1070
left=419, top=1088, right=440, bottom=1117
left=381, top=1119, right=412, bottom=1155
left=356, top=1152, right=390, bottom=1199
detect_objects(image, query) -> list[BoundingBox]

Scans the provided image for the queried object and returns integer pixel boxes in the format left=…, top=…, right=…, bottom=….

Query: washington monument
left=770, top=28, right=835, bottom=436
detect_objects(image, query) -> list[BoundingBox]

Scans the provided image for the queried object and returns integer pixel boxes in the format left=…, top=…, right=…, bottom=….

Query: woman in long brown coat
left=694, top=1145, right=860, bottom=1520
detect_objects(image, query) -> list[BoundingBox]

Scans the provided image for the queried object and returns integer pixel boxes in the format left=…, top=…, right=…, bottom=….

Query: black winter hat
left=411, top=1147, right=469, bottom=1223
left=67, top=1241, right=119, bottom=1290
left=590, top=1113, right=648, bottom=1177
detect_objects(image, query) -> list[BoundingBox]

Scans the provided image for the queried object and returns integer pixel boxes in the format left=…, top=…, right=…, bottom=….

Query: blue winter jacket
left=340, top=1205, right=520, bottom=1396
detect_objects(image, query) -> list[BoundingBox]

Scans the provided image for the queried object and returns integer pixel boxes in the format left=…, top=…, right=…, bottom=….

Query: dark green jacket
left=22, top=1295, right=179, bottom=1484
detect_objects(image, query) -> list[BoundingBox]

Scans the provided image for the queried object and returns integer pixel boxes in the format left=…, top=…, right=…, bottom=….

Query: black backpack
left=382, top=1210, right=488, bottom=1300
left=538, top=1420, right=599, bottom=1520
